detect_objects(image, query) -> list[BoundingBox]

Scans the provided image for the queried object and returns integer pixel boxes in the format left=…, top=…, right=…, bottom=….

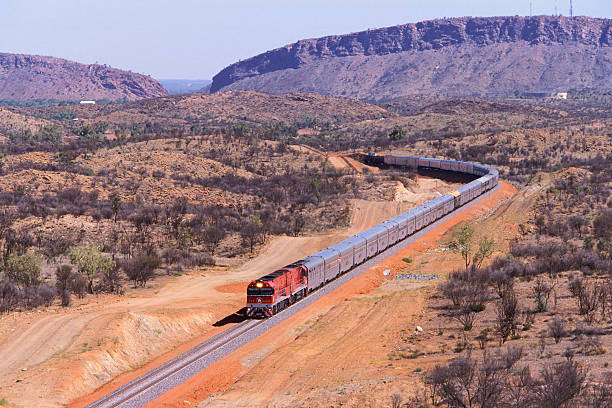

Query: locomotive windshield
left=247, top=287, right=274, bottom=296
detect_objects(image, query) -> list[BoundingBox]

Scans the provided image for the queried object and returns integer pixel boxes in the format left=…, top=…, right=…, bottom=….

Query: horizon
left=2, top=1, right=611, bottom=80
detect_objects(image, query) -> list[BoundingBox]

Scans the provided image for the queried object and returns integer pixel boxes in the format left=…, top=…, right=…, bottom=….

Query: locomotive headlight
left=256, top=282, right=263, bottom=288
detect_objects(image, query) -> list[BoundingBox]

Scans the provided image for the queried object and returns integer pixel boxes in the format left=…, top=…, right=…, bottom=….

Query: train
left=245, top=154, right=499, bottom=318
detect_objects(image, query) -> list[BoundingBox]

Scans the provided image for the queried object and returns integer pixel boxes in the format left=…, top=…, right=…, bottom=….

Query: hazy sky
left=1, top=0, right=611, bottom=79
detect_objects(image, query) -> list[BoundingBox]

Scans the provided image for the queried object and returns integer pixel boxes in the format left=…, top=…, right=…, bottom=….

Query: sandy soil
left=125, top=182, right=518, bottom=408
left=0, top=170, right=457, bottom=408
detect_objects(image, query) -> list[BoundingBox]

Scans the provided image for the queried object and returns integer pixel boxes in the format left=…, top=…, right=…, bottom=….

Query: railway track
left=85, top=320, right=263, bottom=408
left=84, top=183, right=500, bottom=408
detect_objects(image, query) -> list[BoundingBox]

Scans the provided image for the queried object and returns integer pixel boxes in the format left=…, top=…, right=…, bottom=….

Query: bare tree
left=390, top=393, right=403, bottom=408
left=491, top=269, right=514, bottom=298
left=496, top=290, right=519, bottom=344
left=202, top=225, right=226, bottom=255
left=532, top=358, right=586, bottom=408
left=569, top=278, right=601, bottom=322
left=548, top=317, right=567, bottom=344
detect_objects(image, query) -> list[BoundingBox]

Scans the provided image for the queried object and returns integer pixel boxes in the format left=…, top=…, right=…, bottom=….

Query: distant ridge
left=0, top=53, right=167, bottom=101
left=210, top=15, right=612, bottom=100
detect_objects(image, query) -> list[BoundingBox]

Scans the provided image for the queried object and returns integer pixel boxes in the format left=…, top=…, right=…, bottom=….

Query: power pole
left=570, top=0, right=573, bottom=17
left=555, top=0, right=558, bottom=16
left=530, top=0, right=533, bottom=16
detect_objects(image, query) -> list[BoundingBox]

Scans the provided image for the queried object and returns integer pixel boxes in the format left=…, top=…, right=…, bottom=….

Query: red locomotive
left=246, top=262, right=308, bottom=318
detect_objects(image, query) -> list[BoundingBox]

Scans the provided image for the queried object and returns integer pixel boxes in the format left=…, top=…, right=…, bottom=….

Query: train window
left=247, top=287, right=274, bottom=296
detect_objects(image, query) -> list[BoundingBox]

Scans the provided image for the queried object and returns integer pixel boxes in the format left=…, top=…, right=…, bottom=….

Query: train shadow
left=213, top=307, right=249, bottom=326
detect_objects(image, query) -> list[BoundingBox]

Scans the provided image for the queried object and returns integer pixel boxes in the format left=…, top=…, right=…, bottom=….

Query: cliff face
left=0, top=53, right=168, bottom=101
left=210, top=16, right=612, bottom=99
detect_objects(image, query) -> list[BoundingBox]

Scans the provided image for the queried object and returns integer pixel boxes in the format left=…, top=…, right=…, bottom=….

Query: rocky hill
left=0, top=53, right=167, bottom=101
left=21, top=90, right=391, bottom=131
left=210, top=15, right=612, bottom=100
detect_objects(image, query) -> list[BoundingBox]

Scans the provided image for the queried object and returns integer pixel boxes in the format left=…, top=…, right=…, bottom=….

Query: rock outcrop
left=210, top=16, right=612, bottom=99
left=0, top=53, right=167, bottom=100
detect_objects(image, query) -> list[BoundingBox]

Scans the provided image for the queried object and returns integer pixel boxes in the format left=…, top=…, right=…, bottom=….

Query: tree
left=37, top=124, right=63, bottom=144
left=593, top=209, right=612, bottom=241
left=452, top=224, right=475, bottom=268
left=451, top=225, right=495, bottom=269
left=535, top=215, right=546, bottom=235
left=240, top=218, right=262, bottom=254
left=568, top=215, right=586, bottom=237
left=69, top=245, right=115, bottom=294
left=41, top=229, right=76, bottom=264
left=110, top=192, right=121, bottom=223
left=202, top=225, right=226, bottom=255
left=496, top=290, right=519, bottom=344
left=55, top=265, right=73, bottom=307
left=5, top=252, right=43, bottom=287
left=473, top=236, right=495, bottom=268
left=389, top=125, right=405, bottom=141
left=0, top=209, right=17, bottom=264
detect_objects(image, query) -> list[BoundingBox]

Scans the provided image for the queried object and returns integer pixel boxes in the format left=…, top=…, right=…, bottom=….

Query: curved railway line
left=85, top=154, right=500, bottom=408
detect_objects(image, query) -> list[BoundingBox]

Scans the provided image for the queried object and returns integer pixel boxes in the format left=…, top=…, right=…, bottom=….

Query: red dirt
left=214, top=282, right=249, bottom=294
left=138, top=181, right=516, bottom=408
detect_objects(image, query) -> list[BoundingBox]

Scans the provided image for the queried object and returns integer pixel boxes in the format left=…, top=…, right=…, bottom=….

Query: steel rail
left=85, top=319, right=263, bottom=408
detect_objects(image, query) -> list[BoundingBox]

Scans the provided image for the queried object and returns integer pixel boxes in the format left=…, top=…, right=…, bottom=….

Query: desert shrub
left=4, top=252, right=43, bottom=287
left=548, top=317, right=567, bottom=343
left=0, top=280, right=20, bottom=312
left=532, top=359, right=587, bottom=408
left=41, top=231, right=77, bottom=263
left=581, top=376, right=612, bottom=407
left=439, top=278, right=466, bottom=308
left=577, top=336, right=606, bottom=356
left=533, top=278, right=553, bottom=312
left=593, top=209, right=612, bottom=241
left=182, top=252, right=215, bottom=267
left=439, top=273, right=488, bottom=310
left=60, top=289, right=72, bottom=307
left=23, top=284, right=56, bottom=308
left=69, top=245, right=115, bottom=294
left=425, top=346, right=601, bottom=407
left=496, top=290, right=519, bottom=344
left=69, top=273, right=87, bottom=298
left=490, top=268, right=514, bottom=298
left=99, top=263, right=123, bottom=295
left=122, top=252, right=160, bottom=287
left=426, top=345, right=524, bottom=407
left=569, top=278, right=601, bottom=321
left=452, top=306, right=479, bottom=332
left=55, top=265, right=72, bottom=291
left=390, top=393, right=403, bottom=408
